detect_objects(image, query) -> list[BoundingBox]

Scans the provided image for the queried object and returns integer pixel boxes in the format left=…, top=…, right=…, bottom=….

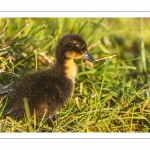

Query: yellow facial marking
left=65, top=51, right=82, bottom=59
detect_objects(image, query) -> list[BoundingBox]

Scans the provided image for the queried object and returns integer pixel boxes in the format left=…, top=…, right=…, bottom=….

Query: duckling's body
left=4, top=33, right=95, bottom=120
left=5, top=65, right=73, bottom=119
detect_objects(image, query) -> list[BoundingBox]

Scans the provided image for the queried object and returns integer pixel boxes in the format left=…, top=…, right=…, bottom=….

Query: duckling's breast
left=64, top=59, right=77, bottom=84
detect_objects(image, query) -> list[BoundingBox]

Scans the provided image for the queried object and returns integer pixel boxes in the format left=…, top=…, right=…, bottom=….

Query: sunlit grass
left=0, top=18, right=150, bottom=132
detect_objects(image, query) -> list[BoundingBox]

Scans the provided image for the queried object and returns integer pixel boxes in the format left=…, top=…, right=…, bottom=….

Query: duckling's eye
left=76, top=44, right=83, bottom=50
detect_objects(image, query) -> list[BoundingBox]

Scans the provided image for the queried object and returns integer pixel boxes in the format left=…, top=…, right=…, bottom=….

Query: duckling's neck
left=64, top=59, right=77, bottom=84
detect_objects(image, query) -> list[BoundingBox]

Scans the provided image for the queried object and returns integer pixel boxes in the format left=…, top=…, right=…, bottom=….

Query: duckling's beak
left=82, top=51, right=95, bottom=62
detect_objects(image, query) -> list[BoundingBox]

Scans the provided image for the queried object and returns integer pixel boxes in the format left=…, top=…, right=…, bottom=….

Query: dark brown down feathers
left=4, top=33, right=95, bottom=121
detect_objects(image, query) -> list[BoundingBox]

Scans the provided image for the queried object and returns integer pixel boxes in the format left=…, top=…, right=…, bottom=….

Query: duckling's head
left=56, top=33, right=95, bottom=63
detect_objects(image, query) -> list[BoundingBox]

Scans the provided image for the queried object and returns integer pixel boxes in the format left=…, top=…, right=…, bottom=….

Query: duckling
left=4, top=33, right=95, bottom=122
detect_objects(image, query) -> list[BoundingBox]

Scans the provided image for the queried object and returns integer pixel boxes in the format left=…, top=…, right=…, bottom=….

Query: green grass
left=1, top=18, right=150, bottom=132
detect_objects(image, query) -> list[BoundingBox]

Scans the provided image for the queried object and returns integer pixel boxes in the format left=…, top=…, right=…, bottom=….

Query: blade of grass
left=23, top=97, right=34, bottom=132
left=28, top=21, right=45, bottom=36
left=140, top=18, right=147, bottom=73
left=86, top=18, right=104, bottom=39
